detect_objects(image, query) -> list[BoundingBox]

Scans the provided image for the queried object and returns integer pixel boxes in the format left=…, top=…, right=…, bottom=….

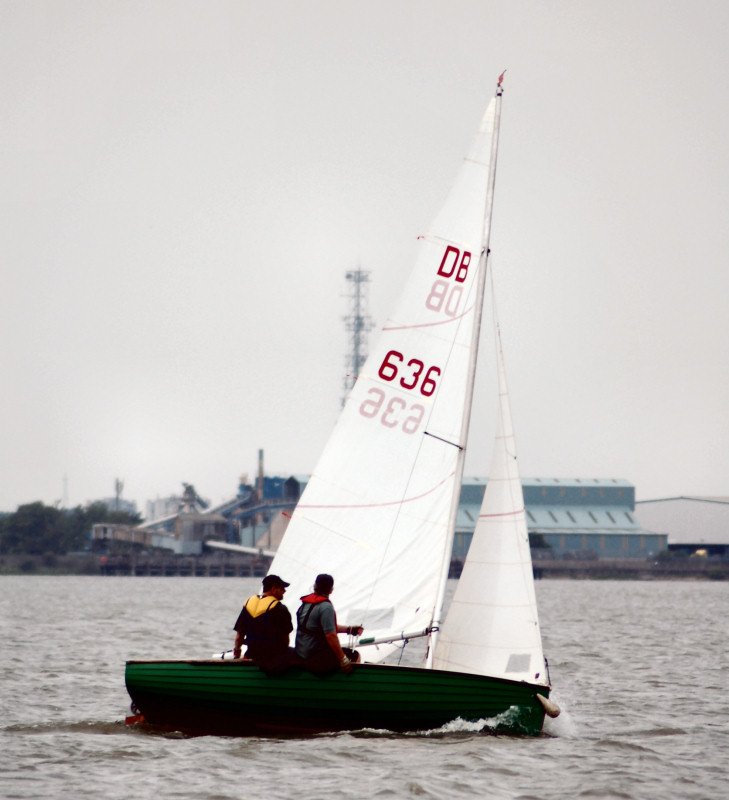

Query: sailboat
left=125, top=77, right=559, bottom=736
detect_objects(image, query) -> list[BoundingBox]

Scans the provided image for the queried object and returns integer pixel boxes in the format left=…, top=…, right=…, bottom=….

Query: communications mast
left=342, top=268, right=374, bottom=406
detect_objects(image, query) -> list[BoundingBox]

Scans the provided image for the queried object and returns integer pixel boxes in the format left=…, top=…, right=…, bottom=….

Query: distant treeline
left=0, top=501, right=141, bottom=556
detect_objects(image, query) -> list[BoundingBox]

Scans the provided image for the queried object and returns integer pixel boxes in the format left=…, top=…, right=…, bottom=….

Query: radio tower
left=342, top=267, right=374, bottom=406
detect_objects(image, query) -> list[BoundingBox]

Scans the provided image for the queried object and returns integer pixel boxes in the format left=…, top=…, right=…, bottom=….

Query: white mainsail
left=432, top=314, right=548, bottom=684
left=270, top=93, right=501, bottom=662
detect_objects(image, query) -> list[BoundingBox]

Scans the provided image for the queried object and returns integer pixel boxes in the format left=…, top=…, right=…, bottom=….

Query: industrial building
left=634, top=496, right=729, bottom=557
left=93, top=475, right=666, bottom=561
left=212, top=475, right=303, bottom=551
left=453, top=477, right=665, bottom=560
left=92, top=483, right=228, bottom=556
left=219, top=475, right=665, bottom=561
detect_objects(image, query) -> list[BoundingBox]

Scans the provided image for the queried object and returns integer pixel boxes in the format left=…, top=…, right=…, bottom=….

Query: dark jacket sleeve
left=233, top=607, right=247, bottom=634
left=277, top=603, right=293, bottom=635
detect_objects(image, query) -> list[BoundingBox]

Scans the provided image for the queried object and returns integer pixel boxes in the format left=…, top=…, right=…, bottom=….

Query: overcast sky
left=2, top=0, right=728, bottom=514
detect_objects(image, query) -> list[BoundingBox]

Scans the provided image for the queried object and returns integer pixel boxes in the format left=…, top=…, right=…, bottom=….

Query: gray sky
left=2, top=0, right=728, bottom=513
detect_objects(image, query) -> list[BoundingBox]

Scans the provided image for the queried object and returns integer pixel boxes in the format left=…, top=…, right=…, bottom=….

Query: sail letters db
left=437, top=246, right=471, bottom=282
left=426, top=246, right=471, bottom=317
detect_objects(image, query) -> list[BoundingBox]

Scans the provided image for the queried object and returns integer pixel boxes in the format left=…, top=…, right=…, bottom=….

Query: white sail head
left=433, top=320, right=547, bottom=684
left=269, top=98, right=499, bottom=662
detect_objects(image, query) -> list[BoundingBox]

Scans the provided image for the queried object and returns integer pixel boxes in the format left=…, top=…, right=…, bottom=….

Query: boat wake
left=433, top=710, right=521, bottom=735
left=423, top=706, right=555, bottom=737
left=3, top=719, right=131, bottom=736
left=330, top=707, right=553, bottom=739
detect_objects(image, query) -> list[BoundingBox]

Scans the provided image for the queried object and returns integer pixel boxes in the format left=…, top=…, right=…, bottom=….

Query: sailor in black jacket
left=233, top=574, right=293, bottom=674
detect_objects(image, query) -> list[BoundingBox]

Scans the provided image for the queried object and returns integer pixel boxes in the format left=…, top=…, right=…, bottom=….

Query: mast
left=342, top=267, right=374, bottom=406
left=426, top=77, right=504, bottom=668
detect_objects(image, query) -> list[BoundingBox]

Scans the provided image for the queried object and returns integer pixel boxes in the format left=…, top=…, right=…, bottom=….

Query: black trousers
left=299, top=646, right=359, bottom=674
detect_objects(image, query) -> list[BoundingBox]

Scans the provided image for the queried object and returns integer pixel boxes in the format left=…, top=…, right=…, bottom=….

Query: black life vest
left=242, top=595, right=287, bottom=656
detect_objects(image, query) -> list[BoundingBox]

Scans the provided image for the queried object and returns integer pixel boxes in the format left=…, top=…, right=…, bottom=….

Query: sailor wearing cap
left=232, top=574, right=294, bottom=674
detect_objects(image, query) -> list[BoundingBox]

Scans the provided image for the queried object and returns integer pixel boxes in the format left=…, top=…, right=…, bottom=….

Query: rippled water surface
left=1, top=576, right=726, bottom=799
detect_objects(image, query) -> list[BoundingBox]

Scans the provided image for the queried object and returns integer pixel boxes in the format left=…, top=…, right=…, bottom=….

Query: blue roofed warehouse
left=453, top=478, right=666, bottom=560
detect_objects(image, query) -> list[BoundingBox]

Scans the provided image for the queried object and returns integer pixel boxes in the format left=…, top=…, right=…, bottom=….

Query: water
left=1, top=576, right=726, bottom=799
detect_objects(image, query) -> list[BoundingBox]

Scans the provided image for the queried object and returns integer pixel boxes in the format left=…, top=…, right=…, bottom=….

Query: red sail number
left=378, top=350, right=403, bottom=382
left=378, top=350, right=440, bottom=397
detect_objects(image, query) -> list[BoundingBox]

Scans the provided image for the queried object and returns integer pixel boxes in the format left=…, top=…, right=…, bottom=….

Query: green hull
left=125, top=660, right=549, bottom=736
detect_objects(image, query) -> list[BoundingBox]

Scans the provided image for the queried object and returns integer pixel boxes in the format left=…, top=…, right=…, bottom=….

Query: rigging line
left=423, top=431, right=463, bottom=450
left=417, top=233, right=480, bottom=250
left=489, top=267, right=519, bottom=464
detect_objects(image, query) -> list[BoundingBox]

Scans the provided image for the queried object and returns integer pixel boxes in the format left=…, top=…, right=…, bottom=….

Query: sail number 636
left=378, top=350, right=441, bottom=396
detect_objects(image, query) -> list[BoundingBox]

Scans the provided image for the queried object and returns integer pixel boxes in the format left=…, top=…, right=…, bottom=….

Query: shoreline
left=2, top=552, right=727, bottom=580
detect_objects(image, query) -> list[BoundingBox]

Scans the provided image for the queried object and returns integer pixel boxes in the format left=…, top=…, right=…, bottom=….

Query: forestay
left=432, top=315, right=548, bottom=684
left=270, top=98, right=500, bottom=662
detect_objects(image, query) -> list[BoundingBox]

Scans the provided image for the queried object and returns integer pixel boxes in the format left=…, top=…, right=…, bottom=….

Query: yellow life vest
left=244, top=595, right=279, bottom=618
